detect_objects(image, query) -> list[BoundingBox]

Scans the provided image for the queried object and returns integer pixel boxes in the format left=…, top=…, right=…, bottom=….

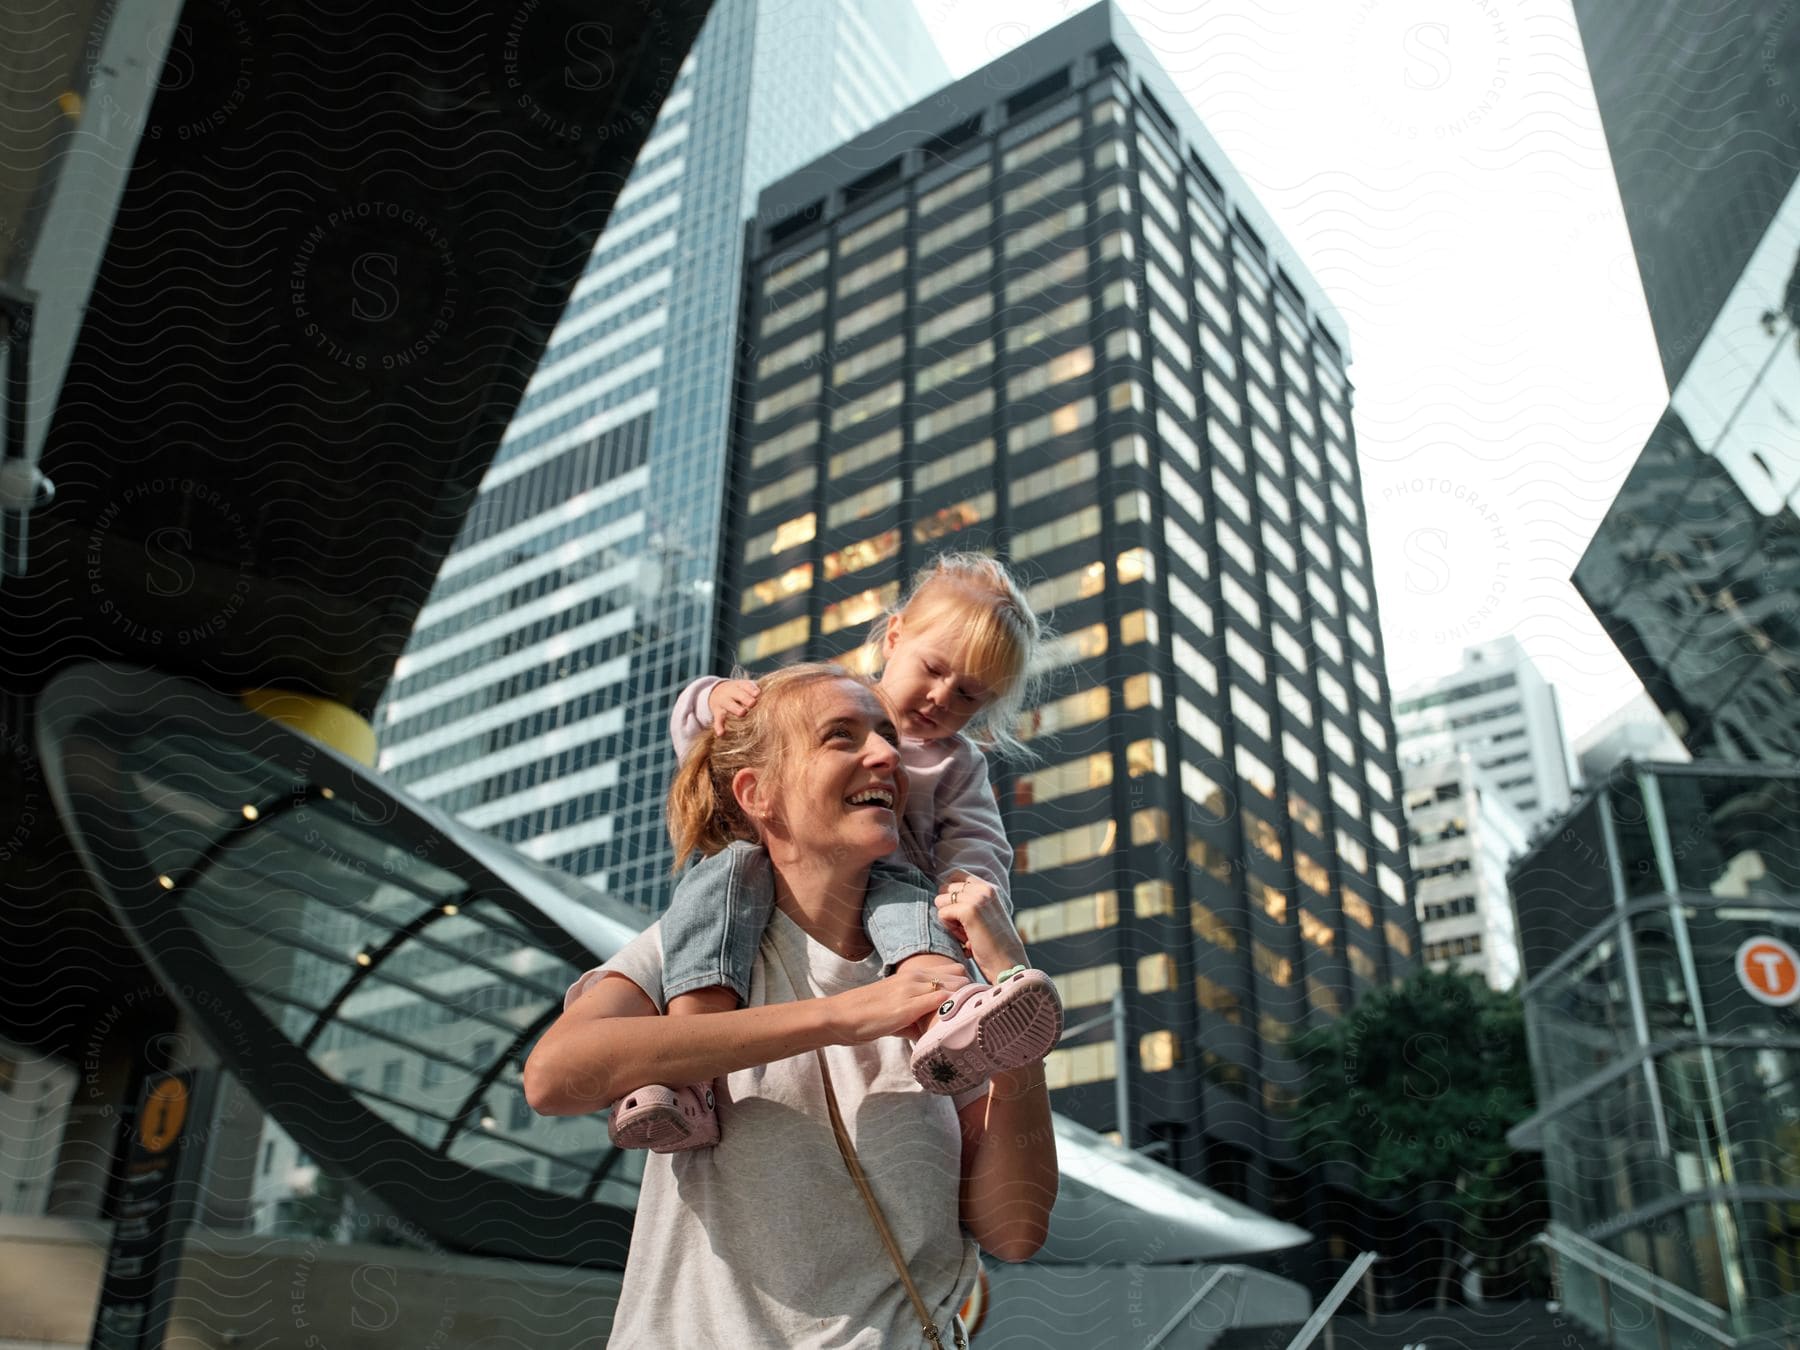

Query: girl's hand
left=709, top=679, right=760, bottom=734
left=934, top=873, right=1027, bottom=983
left=829, top=970, right=956, bottom=1044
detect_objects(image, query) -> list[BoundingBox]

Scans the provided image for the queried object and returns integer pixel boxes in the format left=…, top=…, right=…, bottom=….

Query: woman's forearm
left=960, top=1063, right=1058, bottom=1261
left=525, top=992, right=839, bottom=1116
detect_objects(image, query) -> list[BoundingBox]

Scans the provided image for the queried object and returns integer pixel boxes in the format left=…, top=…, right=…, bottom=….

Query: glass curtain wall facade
left=1575, top=170, right=1800, bottom=766
left=1570, top=0, right=1800, bottom=389
left=723, top=4, right=1415, bottom=1209
left=1509, top=763, right=1800, bottom=1348
left=374, top=0, right=947, bottom=910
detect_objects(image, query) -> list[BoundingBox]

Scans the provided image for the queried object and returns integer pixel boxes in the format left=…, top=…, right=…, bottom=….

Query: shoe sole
left=976, top=983, right=1064, bottom=1072
left=612, top=1105, right=692, bottom=1150
left=913, top=979, right=1065, bottom=1095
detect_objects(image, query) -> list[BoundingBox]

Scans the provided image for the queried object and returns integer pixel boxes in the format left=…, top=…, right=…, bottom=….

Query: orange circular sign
left=138, top=1076, right=190, bottom=1153
left=1736, top=937, right=1800, bottom=1007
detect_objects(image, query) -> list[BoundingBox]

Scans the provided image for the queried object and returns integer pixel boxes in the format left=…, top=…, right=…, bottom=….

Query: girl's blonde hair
left=667, top=663, right=868, bottom=868
left=867, top=550, right=1047, bottom=761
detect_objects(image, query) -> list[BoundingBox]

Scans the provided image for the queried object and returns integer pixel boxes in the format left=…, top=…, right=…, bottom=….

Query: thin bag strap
left=814, top=1047, right=957, bottom=1350
left=765, top=936, right=963, bottom=1349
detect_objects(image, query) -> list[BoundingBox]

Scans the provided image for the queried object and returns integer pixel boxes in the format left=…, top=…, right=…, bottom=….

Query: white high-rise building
left=1401, top=752, right=1528, bottom=990
left=1392, top=635, right=1576, bottom=831
left=373, top=0, right=948, bottom=912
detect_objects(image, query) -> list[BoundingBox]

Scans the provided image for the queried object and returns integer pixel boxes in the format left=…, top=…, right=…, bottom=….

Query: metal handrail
left=1285, top=1251, right=1378, bottom=1350
left=1143, top=1265, right=1237, bottom=1350
left=1541, top=1226, right=1737, bottom=1345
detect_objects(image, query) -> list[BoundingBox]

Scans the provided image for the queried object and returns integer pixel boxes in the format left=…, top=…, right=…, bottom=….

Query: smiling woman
left=522, top=665, right=1059, bottom=1347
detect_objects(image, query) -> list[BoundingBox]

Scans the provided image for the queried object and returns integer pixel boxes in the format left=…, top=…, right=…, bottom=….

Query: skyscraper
left=1400, top=752, right=1527, bottom=991
left=1392, top=636, right=1576, bottom=831
left=374, top=0, right=948, bottom=911
left=1572, top=3, right=1800, bottom=765
left=1573, top=0, right=1800, bottom=387
left=723, top=4, right=1415, bottom=1225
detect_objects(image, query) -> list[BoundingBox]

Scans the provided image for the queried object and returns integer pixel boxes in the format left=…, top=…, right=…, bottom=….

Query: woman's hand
left=829, top=969, right=955, bottom=1044
left=708, top=679, right=760, bottom=734
left=934, top=873, right=1028, bottom=982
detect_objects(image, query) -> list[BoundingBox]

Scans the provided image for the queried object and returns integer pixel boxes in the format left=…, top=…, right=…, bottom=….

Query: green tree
left=1287, top=967, right=1548, bottom=1305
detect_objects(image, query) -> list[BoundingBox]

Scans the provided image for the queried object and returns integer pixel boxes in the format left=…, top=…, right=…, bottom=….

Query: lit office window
left=1138, top=955, right=1177, bottom=994
left=1289, top=792, right=1324, bottom=838
left=831, top=380, right=903, bottom=433
left=918, top=247, right=993, bottom=303
left=919, top=293, right=992, bottom=347
left=1237, top=745, right=1277, bottom=799
left=914, top=439, right=995, bottom=494
left=1002, top=116, right=1080, bottom=170
left=744, top=511, right=816, bottom=560
left=1010, top=449, right=1097, bottom=510
left=1004, top=248, right=1085, bottom=305
left=1016, top=818, right=1115, bottom=874
left=1299, top=908, right=1334, bottom=952
left=838, top=291, right=906, bottom=342
left=829, top=428, right=902, bottom=481
left=1139, top=1030, right=1179, bottom=1073
left=1007, top=295, right=1089, bottom=351
left=916, top=340, right=993, bottom=396
left=764, top=286, right=825, bottom=335
left=752, top=419, right=820, bottom=470
left=1044, top=1040, right=1115, bottom=1089
left=1192, top=900, right=1236, bottom=951
left=1031, top=622, right=1108, bottom=675
left=913, top=388, right=994, bottom=443
left=741, top=562, right=812, bottom=615
left=767, top=247, right=826, bottom=291
left=822, top=528, right=900, bottom=580
left=1253, top=941, right=1293, bottom=986
left=754, top=374, right=821, bottom=425
left=821, top=582, right=898, bottom=637
left=838, top=207, right=904, bottom=257
left=1295, top=850, right=1329, bottom=896
left=1026, top=560, right=1107, bottom=614
left=837, top=246, right=904, bottom=299
left=1011, top=503, right=1101, bottom=561
left=913, top=492, right=992, bottom=544
left=1247, top=812, right=1283, bottom=862
left=1196, top=974, right=1241, bottom=1020
left=757, top=330, right=824, bottom=380
left=834, top=335, right=904, bottom=386
left=826, top=478, right=901, bottom=530
left=1183, top=762, right=1229, bottom=817
left=1003, top=159, right=1081, bottom=213
left=1251, top=877, right=1287, bottom=923
left=1125, top=738, right=1166, bottom=779
left=739, top=616, right=809, bottom=665
left=747, top=465, right=817, bottom=518
left=1016, top=891, right=1118, bottom=943
left=1007, top=345, right=1094, bottom=402
left=1003, top=203, right=1087, bottom=259
left=1013, top=750, right=1112, bottom=807
left=1123, top=671, right=1162, bottom=709
left=1134, top=879, right=1175, bottom=918
left=1348, top=945, right=1377, bottom=980
left=918, top=163, right=990, bottom=215
left=1016, top=684, right=1109, bottom=741
left=1120, top=609, right=1158, bottom=647
left=919, top=203, right=991, bottom=258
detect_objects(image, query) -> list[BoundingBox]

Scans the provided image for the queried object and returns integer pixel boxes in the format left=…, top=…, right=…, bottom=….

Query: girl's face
left=879, top=612, right=998, bottom=742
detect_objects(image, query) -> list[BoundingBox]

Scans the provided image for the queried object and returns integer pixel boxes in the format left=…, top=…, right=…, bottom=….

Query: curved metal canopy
left=38, top=662, right=1307, bottom=1268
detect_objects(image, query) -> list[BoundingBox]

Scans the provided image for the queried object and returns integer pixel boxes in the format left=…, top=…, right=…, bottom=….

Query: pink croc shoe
left=910, top=967, right=1064, bottom=1096
left=608, top=1083, right=720, bottom=1152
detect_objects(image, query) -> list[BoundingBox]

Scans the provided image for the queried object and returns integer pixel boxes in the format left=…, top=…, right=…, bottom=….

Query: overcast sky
left=918, top=0, right=1669, bottom=740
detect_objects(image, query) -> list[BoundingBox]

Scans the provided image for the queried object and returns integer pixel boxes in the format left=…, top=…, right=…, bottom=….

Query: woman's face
left=753, top=678, right=907, bottom=868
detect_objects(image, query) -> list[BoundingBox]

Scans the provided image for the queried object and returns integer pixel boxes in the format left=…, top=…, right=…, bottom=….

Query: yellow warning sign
left=138, top=1076, right=189, bottom=1154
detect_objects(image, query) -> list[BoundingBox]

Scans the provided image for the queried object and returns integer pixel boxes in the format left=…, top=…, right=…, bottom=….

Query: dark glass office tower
left=721, top=3, right=1416, bottom=1223
left=374, top=0, right=947, bottom=912
left=1572, top=0, right=1800, bottom=387
left=1573, top=4, right=1800, bottom=765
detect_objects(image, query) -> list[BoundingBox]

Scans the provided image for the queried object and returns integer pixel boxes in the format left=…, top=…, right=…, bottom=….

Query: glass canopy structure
left=35, top=661, right=1308, bottom=1273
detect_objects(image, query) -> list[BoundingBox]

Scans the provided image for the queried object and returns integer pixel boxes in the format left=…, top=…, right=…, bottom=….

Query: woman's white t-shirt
left=566, top=907, right=983, bottom=1348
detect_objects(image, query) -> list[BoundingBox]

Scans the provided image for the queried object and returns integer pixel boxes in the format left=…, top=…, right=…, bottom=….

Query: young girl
left=608, top=552, right=1064, bottom=1151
